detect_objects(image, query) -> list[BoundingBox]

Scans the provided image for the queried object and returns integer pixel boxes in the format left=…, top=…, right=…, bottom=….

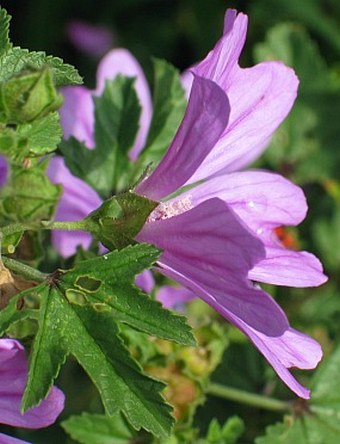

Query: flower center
left=148, top=196, right=193, bottom=222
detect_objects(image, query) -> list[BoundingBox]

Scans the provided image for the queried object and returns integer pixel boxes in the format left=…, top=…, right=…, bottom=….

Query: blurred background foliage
left=1, top=0, right=340, bottom=442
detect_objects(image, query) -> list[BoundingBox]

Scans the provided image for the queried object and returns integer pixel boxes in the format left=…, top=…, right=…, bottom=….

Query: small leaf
left=135, top=58, right=186, bottom=175
left=16, top=112, right=62, bottom=158
left=0, top=7, right=11, bottom=57
left=62, top=412, right=136, bottom=444
left=61, top=75, right=141, bottom=198
left=0, top=284, right=41, bottom=335
left=0, top=47, right=82, bottom=85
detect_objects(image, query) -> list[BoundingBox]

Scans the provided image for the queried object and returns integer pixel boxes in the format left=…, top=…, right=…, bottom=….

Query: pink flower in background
left=66, top=20, right=114, bottom=58
left=0, top=155, right=7, bottom=187
left=0, top=339, right=64, bottom=444
left=50, top=9, right=327, bottom=397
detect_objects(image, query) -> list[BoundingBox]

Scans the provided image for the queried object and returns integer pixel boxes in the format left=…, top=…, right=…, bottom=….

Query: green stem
left=2, top=256, right=47, bottom=283
left=0, top=219, right=91, bottom=238
left=40, top=220, right=91, bottom=232
left=207, top=382, right=291, bottom=412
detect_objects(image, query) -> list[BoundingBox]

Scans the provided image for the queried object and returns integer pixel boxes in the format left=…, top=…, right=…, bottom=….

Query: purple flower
left=48, top=48, right=153, bottom=256
left=133, top=10, right=327, bottom=398
left=50, top=9, right=327, bottom=397
left=0, top=155, right=8, bottom=187
left=66, top=20, right=114, bottom=58
left=0, top=339, right=65, bottom=444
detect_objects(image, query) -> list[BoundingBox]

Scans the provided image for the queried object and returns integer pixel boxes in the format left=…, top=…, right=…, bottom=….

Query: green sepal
left=0, top=68, right=63, bottom=124
left=86, top=191, right=158, bottom=250
left=0, top=161, right=61, bottom=222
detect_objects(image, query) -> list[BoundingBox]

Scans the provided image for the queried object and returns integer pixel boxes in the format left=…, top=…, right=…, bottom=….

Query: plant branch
left=2, top=256, right=47, bottom=283
left=207, top=382, right=291, bottom=412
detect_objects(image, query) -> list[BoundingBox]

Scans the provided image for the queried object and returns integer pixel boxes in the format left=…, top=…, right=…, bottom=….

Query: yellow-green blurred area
left=1, top=0, right=340, bottom=442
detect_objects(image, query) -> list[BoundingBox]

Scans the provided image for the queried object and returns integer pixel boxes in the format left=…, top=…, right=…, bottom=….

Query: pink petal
left=0, top=340, right=65, bottom=429
left=47, top=156, right=102, bottom=257
left=192, top=9, right=248, bottom=87
left=156, top=285, right=195, bottom=309
left=182, top=170, right=307, bottom=231
left=95, top=49, right=153, bottom=160
left=233, top=322, right=322, bottom=399
left=135, top=270, right=155, bottom=293
left=249, top=243, right=327, bottom=287
left=0, top=433, right=30, bottom=444
left=183, top=9, right=298, bottom=183
left=0, top=155, right=8, bottom=187
left=66, top=20, right=114, bottom=58
left=189, top=62, right=298, bottom=182
left=59, top=86, right=95, bottom=148
left=177, top=171, right=327, bottom=287
left=137, top=198, right=289, bottom=336
left=136, top=76, right=230, bottom=200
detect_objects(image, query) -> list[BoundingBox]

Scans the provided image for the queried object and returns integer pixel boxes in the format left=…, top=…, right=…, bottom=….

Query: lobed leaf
left=60, top=244, right=195, bottom=346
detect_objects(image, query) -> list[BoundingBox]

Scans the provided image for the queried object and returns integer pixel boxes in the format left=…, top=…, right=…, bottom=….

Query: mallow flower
left=49, top=9, right=327, bottom=398
left=48, top=48, right=152, bottom=257
left=0, top=338, right=65, bottom=444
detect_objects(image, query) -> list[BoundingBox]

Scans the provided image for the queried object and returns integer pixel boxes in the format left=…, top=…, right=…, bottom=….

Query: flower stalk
left=1, top=256, right=47, bottom=283
left=207, top=382, right=291, bottom=412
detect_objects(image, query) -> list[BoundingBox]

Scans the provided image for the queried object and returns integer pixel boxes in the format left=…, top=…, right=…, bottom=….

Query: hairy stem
left=207, top=382, right=291, bottom=412
left=2, top=256, right=47, bottom=283
left=0, top=219, right=91, bottom=238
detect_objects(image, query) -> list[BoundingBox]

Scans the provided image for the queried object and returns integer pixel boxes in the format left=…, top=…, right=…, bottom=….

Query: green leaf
left=62, top=413, right=136, bottom=444
left=61, top=244, right=195, bottom=346
left=136, top=58, right=186, bottom=174
left=0, top=7, right=11, bottom=57
left=1, top=162, right=61, bottom=222
left=21, top=245, right=193, bottom=437
left=0, top=47, right=82, bottom=86
left=205, top=417, right=244, bottom=444
left=256, top=344, right=340, bottom=444
left=250, top=0, right=340, bottom=55
left=254, top=23, right=328, bottom=91
left=0, top=286, right=38, bottom=334
left=61, top=75, right=141, bottom=198
left=0, top=113, right=62, bottom=160
left=1, top=231, right=23, bottom=254
left=87, top=191, right=158, bottom=249
left=0, top=8, right=81, bottom=86
left=23, top=282, right=173, bottom=437
left=16, top=112, right=62, bottom=157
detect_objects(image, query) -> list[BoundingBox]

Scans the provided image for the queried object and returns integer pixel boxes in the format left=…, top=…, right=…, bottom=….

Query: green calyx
left=86, top=191, right=158, bottom=250
left=0, top=67, right=63, bottom=125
